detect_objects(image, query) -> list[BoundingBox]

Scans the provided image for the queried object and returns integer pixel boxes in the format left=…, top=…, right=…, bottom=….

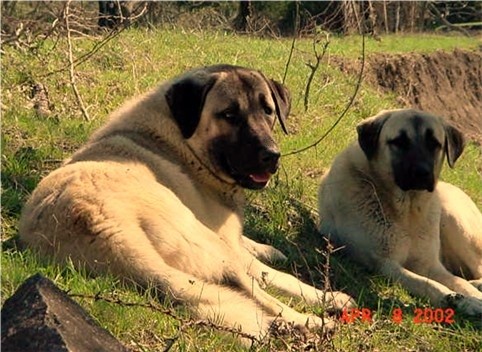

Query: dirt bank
left=337, top=49, right=482, bottom=145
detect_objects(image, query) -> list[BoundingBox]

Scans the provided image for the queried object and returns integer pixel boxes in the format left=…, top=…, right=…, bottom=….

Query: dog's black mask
left=165, top=65, right=290, bottom=190
left=210, top=122, right=280, bottom=190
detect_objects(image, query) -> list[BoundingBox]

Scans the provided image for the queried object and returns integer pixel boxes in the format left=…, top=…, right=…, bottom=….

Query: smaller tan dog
left=318, top=109, right=482, bottom=318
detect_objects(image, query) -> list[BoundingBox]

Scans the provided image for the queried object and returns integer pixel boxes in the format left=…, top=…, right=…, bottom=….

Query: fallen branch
left=435, top=21, right=482, bottom=31
left=67, top=291, right=259, bottom=346
left=429, top=2, right=471, bottom=37
left=64, top=0, right=90, bottom=122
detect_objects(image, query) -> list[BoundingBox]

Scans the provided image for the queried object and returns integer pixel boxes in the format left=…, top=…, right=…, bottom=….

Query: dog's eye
left=224, top=111, right=235, bottom=119
left=426, top=135, right=442, bottom=151
left=388, top=135, right=410, bottom=150
left=263, top=106, right=273, bottom=115
left=218, top=110, right=239, bottom=124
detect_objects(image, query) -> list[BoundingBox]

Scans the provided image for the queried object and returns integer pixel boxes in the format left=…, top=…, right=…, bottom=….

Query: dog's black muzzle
left=394, top=161, right=435, bottom=192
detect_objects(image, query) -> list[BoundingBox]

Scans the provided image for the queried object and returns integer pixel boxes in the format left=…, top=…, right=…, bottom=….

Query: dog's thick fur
left=318, top=109, right=482, bottom=317
left=19, top=65, right=354, bottom=340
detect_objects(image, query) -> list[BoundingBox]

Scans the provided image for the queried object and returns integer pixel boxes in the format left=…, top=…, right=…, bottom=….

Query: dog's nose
left=410, top=163, right=435, bottom=191
left=413, top=164, right=431, bottom=179
left=260, top=148, right=280, bottom=167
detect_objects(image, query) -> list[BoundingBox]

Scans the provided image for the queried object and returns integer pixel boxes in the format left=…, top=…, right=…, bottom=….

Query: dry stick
left=285, top=224, right=334, bottom=325
left=75, top=1, right=148, bottom=63
left=64, top=0, right=90, bottom=122
left=304, top=33, right=330, bottom=112
left=42, top=3, right=147, bottom=78
left=318, top=237, right=337, bottom=350
left=282, top=28, right=366, bottom=157
left=351, top=0, right=362, bottom=34
left=69, top=28, right=124, bottom=70
left=282, top=0, right=300, bottom=84
left=320, top=238, right=335, bottom=297
left=285, top=234, right=333, bottom=338
left=67, top=292, right=259, bottom=344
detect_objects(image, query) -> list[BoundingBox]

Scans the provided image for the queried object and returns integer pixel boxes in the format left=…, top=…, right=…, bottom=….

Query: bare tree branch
left=303, top=31, right=330, bottom=112
left=68, top=291, right=259, bottom=346
left=282, top=1, right=300, bottom=84
left=41, top=2, right=148, bottom=78
left=283, top=26, right=366, bottom=157
left=64, top=0, right=90, bottom=122
left=429, top=1, right=471, bottom=36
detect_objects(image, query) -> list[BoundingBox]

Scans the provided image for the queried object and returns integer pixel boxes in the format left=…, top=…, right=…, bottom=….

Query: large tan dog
left=19, top=65, right=354, bottom=341
left=318, top=109, right=482, bottom=318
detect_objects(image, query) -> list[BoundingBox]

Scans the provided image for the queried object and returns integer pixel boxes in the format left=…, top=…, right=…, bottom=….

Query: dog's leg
left=439, top=209, right=482, bottom=292
left=66, top=226, right=332, bottom=340
left=242, top=235, right=287, bottom=263
left=136, top=206, right=331, bottom=335
left=380, top=260, right=482, bottom=317
left=230, top=269, right=336, bottom=332
left=439, top=181, right=482, bottom=285
left=99, top=249, right=278, bottom=339
left=426, top=262, right=482, bottom=299
left=469, top=279, right=482, bottom=291
left=245, top=256, right=355, bottom=311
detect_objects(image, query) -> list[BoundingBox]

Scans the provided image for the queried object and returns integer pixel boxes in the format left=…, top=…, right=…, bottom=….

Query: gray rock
left=1, top=273, right=130, bottom=352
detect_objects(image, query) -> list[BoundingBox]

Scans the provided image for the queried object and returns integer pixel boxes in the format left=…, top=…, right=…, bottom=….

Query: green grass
left=2, top=29, right=481, bottom=351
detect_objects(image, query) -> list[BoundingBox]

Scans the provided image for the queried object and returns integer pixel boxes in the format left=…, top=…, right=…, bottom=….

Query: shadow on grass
left=244, top=187, right=434, bottom=321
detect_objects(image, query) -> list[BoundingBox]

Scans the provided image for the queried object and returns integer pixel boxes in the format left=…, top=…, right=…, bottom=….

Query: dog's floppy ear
left=356, top=111, right=392, bottom=160
left=444, top=123, right=465, bottom=168
left=265, top=78, right=290, bottom=134
left=165, top=73, right=216, bottom=139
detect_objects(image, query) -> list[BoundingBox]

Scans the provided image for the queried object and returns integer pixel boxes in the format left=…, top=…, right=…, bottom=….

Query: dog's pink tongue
left=249, top=172, right=272, bottom=183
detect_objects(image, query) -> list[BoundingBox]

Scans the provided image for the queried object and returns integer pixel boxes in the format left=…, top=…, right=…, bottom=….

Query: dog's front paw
left=304, top=314, right=336, bottom=331
left=469, top=279, right=482, bottom=292
left=264, top=245, right=288, bottom=262
left=243, top=239, right=287, bottom=263
left=444, top=293, right=482, bottom=318
left=324, top=291, right=357, bottom=311
left=269, top=314, right=336, bottom=344
left=251, top=244, right=287, bottom=263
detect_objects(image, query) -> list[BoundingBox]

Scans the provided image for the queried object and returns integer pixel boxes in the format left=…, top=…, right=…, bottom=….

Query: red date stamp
left=402, top=307, right=455, bottom=324
left=340, top=308, right=373, bottom=323
left=340, top=307, right=455, bottom=324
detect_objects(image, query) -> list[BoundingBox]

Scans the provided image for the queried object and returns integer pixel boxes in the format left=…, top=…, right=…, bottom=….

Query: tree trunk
left=98, top=1, right=131, bottom=29
left=382, top=1, right=389, bottom=34
left=233, top=0, right=252, bottom=31
left=343, top=0, right=362, bottom=34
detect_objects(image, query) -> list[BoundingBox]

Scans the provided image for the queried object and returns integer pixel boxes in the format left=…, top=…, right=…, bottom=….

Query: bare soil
left=336, top=49, right=482, bottom=145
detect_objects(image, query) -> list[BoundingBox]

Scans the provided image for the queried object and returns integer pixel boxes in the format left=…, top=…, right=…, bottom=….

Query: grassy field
left=2, top=28, right=482, bottom=351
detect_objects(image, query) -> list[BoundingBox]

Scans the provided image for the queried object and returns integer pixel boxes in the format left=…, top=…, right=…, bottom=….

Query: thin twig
left=282, top=1, right=300, bottom=84
left=64, top=0, right=90, bottom=122
left=72, top=1, right=149, bottom=68
left=41, top=2, right=148, bottom=78
left=282, top=26, right=366, bottom=157
left=304, top=32, right=330, bottom=112
left=68, top=291, right=259, bottom=343
left=320, top=237, right=335, bottom=295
